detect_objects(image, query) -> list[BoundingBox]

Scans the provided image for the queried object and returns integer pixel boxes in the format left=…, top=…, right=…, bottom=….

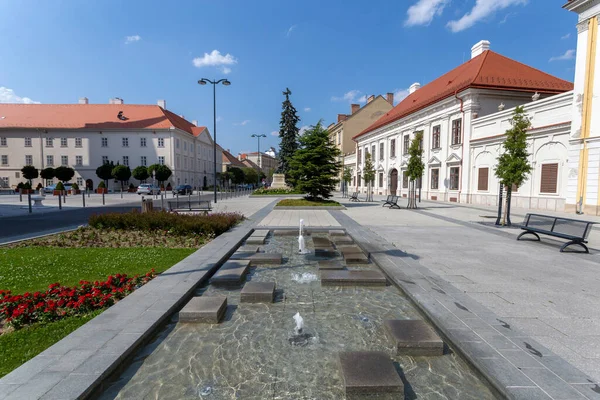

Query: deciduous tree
left=362, top=153, right=375, bottom=202
left=406, top=131, right=425, bottom=209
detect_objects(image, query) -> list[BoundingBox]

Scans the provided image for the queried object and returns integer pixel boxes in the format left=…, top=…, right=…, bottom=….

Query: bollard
left=88, top=188, right=90, bottom=198
left=495, top=183, right=503, bottom=226
left=188, top=192, right=191, bottom=207
left=82, top=190, right=85, bottom=207
left=19, top=190, right=22, bottom=202
left=161, top=191, right=164, bottom=210
left=63, top=190, right=66, bottom=204
left=176, top=192, right=179, bottom=209
left=102, top=190, right=105, bottom=206
left=28, top=193, right=32, bottom=214
left=141, top=195, right=145, bottom=212
left=58, top=192, right=62, bottom=210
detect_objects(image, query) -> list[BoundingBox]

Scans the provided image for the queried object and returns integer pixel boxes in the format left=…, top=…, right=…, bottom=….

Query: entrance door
left=390, top=169, right=398, bottom=195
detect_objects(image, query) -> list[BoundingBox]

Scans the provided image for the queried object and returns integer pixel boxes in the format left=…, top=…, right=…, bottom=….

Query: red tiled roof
left=354, top=50, right=574, bottom=140
left=0, top=104, right=204, bottom=136
left=222, top=149, right=245, bottom=168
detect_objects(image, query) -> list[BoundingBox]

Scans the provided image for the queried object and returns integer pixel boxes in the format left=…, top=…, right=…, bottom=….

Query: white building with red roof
left=353, top=40, right=574, bottom=209
left=0, top=98, right=222, bottom=191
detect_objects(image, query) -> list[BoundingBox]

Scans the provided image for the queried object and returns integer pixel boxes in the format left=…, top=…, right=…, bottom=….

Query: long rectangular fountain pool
left=99, top=232, right=499, bottom=399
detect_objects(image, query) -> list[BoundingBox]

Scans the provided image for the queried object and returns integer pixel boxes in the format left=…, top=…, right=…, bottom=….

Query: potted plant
left=128, top=183, right=136, bottom=193
left=166, top=182, right=172, bottom=191
left=97, top=181, right=108, bottom=194
left=70, top=182, right=81, bottom=194
left=54, top=181, right=65, bottom=196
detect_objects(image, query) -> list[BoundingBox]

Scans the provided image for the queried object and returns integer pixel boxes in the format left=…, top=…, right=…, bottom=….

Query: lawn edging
left=0, top=204, right=276, bottom=399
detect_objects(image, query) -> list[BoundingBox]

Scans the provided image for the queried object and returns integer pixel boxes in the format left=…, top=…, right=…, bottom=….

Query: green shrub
left=55, top=182, right=65, bottom=191
left=253, top=187, right=303, bottom=195
left=16, top=182, right=24, bottom=190
left=97, top=181, right=106, bottom=189
left=88, top=211, right=244, bottom=237
left=71, top=183, right=79, bottom=190
left=128, top=183, right=135, bottom=189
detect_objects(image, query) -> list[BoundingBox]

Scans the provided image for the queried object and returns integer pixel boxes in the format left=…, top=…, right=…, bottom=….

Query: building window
left=76, top=156, right=83, bottom=166
left=358, top=149, right=362, bottom=164
left=141, top=156, right=147, bottom=166
left=46, top=138, right=53, bottom=147
left=0, top=137, right=6, bottom=146
left=75, top=138, right=82, bottom=147
left=357, top=173, right=362, bottom=187
left=76, top=177, right=83, bottom=186
left=123, top=156, right=129, bottom=166
left=25, top=155, right=33, bottom=165
left=139, top=137, right=146, bottom=147
left=184, top=142, right=187, bottom=151
left=403, top=135, right=410, bottom=155
left=402, top=171, right=408, bottom=188
left=478, top=167, right=489, bottom=191
left=102, top=156, right=108, bottom=164
left=337, top=132, right=341, bottom=145
left=432, top=125, right=441, bottom=149
left=61, top=138, right=68, bottom=147
left=176, top=138, right=180, bottom=148
left=158, top=156, right=165, bottom=165
left=431, top=169, right=439, bottom=190
left=1, top=155, right=7, bottom=166
left=371, top=145, right=376, bottom=160
left=24, top=137, right=32, bottom=147
left=450, top=167, right=460, bottom=190
left=61, top=155, right=68, bottom=166
left=47, top=155, right=54, bottom=166
left=158, top=138, right=165, bottom=147
left=122, top=137, right=129, bottom=147
left=390, top=139, right=396, bottom=157
left=379, top=143, right=384, bottom=160
left=191, top=143, right=194, bottom=152
left=451, top=119, right=462, bottom=145
left=379, top=172, right=383, bottom=188
left=540, top=163, right=558, bottom=193
left=101, top=137, right=108, bottom=147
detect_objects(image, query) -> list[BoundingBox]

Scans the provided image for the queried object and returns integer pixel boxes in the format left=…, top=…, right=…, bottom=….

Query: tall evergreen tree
left=362, top=153, right=375, bottom=202
left=289, top=121, right=341, bottom=200
left=495, top=106, right=532, bottom=225
left=406, top=131, right=425, bottom=209
left=277, top=88, right=300, bottom=185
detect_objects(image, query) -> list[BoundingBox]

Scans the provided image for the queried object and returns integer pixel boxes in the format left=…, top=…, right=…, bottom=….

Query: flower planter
left=70, top=190, right=81, bottom=195
left=20, top=189, right=34, bottom=195
left=97, top=188, right=108, bottom=194
left=53, top=190, right=62, bottom=196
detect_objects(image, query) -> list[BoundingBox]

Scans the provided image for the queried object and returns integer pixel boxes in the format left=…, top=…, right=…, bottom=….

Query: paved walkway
left=340, top=195, right=600, bottom=382
left=258, top=209, right=340, bottom=227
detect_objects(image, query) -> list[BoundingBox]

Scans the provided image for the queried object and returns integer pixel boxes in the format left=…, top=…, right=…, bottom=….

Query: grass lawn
left=0, top=247, right=195, bottom=294
left=277, top=198, right=341, bottom=207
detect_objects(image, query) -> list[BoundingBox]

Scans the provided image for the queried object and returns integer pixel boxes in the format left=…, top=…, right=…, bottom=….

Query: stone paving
left=258, top=209, right=340, bottom=227
left=340, top=194, right=600, bottom=383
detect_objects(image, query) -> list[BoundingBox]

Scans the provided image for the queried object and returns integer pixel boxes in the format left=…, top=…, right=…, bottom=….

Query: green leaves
left=278, top=88, right=300, bottom=181
left=495, top=106, right=532, bottom=187
left=111, top=164, right=131, bottom=183
left=407, top=131, right=425, bottom=180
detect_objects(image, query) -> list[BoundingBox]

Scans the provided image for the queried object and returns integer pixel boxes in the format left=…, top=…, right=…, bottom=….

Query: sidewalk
left=339, top=195, right=600, bottom=382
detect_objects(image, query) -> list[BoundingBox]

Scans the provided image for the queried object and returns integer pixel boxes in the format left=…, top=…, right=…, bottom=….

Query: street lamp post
left=198, top=78, right=231, bottom=203
left=251, top=134, right=266, bottom=187
left=152, top=170, right=157, bottom=199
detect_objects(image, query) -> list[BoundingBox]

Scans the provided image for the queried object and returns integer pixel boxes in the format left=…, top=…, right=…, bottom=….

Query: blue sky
left=0, top=0, right=577, bottom=155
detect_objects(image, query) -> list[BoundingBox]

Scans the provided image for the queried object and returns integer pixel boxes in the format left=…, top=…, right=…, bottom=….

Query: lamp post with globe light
left=197, top=78, right=231, bottom=203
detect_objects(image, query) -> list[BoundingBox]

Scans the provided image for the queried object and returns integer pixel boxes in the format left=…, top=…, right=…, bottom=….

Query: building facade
left=0, top=99, right=222, bottom=191
left=353, top=41, right=573, bottom=202
left=239, top=152, right=278, bottom=179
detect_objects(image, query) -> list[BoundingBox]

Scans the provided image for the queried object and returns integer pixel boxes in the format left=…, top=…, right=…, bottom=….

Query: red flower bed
left=0, top=270, right=156, bottom=329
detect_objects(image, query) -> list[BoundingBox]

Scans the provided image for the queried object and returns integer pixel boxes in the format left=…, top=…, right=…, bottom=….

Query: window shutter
left=540, top=163, right=558, bottom=193
left=478, top=168, right=489, bottom=191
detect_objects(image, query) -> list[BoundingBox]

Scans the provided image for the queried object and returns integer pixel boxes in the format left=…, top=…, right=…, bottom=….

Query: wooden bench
left=167, top=199, right=212, bottom=215
left=383, top=195, right=400, bottom=209
left=349, top=192, right=361, bottom=202
left=517, top=213, right=594, bottom=253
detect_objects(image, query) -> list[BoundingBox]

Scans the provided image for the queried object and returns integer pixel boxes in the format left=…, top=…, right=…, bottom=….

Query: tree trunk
left=502, top=186, right=508, bottom=226
left=407, top=180, right=417, bottom=209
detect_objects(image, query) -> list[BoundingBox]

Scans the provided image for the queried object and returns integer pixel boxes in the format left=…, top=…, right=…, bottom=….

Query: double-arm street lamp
left=251, top=134, right=266, bottom=187
left=197, top=78, right=231, bottom=203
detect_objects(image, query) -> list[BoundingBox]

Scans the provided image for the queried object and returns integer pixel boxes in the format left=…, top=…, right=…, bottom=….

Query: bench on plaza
left=383, top=195, right=400, bottom=209
left=167, top=199, right=212, bottom=215
left=517, top=213, right=594, bottom=253
left=349, top=192, right=360, bottom=202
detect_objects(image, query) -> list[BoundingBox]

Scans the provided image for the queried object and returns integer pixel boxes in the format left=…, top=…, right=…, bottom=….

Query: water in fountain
left=289, top=311, right=314, bottom=347
left=298, top=219, right=309, bottom=254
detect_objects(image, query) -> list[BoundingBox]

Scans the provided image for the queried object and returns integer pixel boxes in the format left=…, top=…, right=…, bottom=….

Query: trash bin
left=141, top=198, right=154, bottom=213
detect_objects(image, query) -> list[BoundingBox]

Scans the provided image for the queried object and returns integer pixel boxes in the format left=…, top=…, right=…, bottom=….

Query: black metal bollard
left=495, top=183, right=503, bottom=226
left=506, top=188, right=512, bottom=226
left=28, top=193, right=32, bottom=214
left=19, top=190, right=22, bottom=202
left=102, top=190, right=105, bottom=205
left=58, top=193, right=62, bottom=210
left=82, top=191, right=85, bottom=207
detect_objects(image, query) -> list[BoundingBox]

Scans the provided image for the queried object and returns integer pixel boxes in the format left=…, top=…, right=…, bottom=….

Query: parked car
left=172, top=184, right=193, bottom=195
left=43, top=183, right=72, bottom=194
left=136, top=184, right=160, bottom=195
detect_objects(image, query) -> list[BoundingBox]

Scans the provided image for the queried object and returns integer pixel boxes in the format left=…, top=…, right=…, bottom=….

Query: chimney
left=351, top=104, right=360, bottom=114
left=409, top=83, right=421, bottom=94
left=192, top=120, right=198, bottom=126
left=386, top=93, right=394, bottom=105
left=337, top=114, right=348, bottom=123
left=78, top=97, right=88, bottom=105
left=471, top=40, right=490, bottom=59
left=109, top=97, right=124, bottom=105
left=367, top=95, right=375, bottom=104
left=157, top=99, right=166, bottom=109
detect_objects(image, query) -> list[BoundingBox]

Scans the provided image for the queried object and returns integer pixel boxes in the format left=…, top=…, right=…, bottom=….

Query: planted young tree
left=289, top=121, right=341, bottom=200
left=40, top=167, right=55, bottom=184
left=112, top=164, right=132, bottom=197
left=342, top=166, right=353, bottom=197
left=495, top=106, right=532, bottom=226
left=132, top=165, right=149, bottom=183
left=96, top=161, right=114, bottom=187
left=278, top=88, right=300, bottom=185
left=21, top=165, right=38, bottom=185
left=242, top=167, right=258, bottom=186
left=363, top=153, right=375, bottom=202
left=54, top=166, right=75, bottom=184
left=147, top=164, right=172, bottom=186
left=228, top=167, right=244, bottom=185
left=406, top=131, right=425, bottom=209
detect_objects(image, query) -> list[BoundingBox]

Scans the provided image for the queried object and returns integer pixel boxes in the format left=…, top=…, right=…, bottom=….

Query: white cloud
left=499, top=12, right=516, bottom=24
left=0, top=87, right=40, bottom=104
left=561, top=33, right=571, bottom=40
left=331, top=90, right=361, bottom=103
left=234, top=120, right=250, bottom=126
left=125, top=35, right=141, bottom=44
left=405, top=0, right=449, bottom=27
left=216, top=116, right=223, bottom=122
left=357, top=95, right=368, bottom=104
left=193, top=50, right=238, bottom=70
left=271, top=131, right=279, bottom=136
left=304, top=107, right=311, bottom=112
left=549, top=49, right=575, bottom=62
left=299, top=125, right=310, bottom=135
left=221, top=67, right=232, bottom=74
left=286, top=24, right=297, bottom=37
left=447, top=0, right=528, bottom=33
left=393, top=88, right=410, bottom=104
